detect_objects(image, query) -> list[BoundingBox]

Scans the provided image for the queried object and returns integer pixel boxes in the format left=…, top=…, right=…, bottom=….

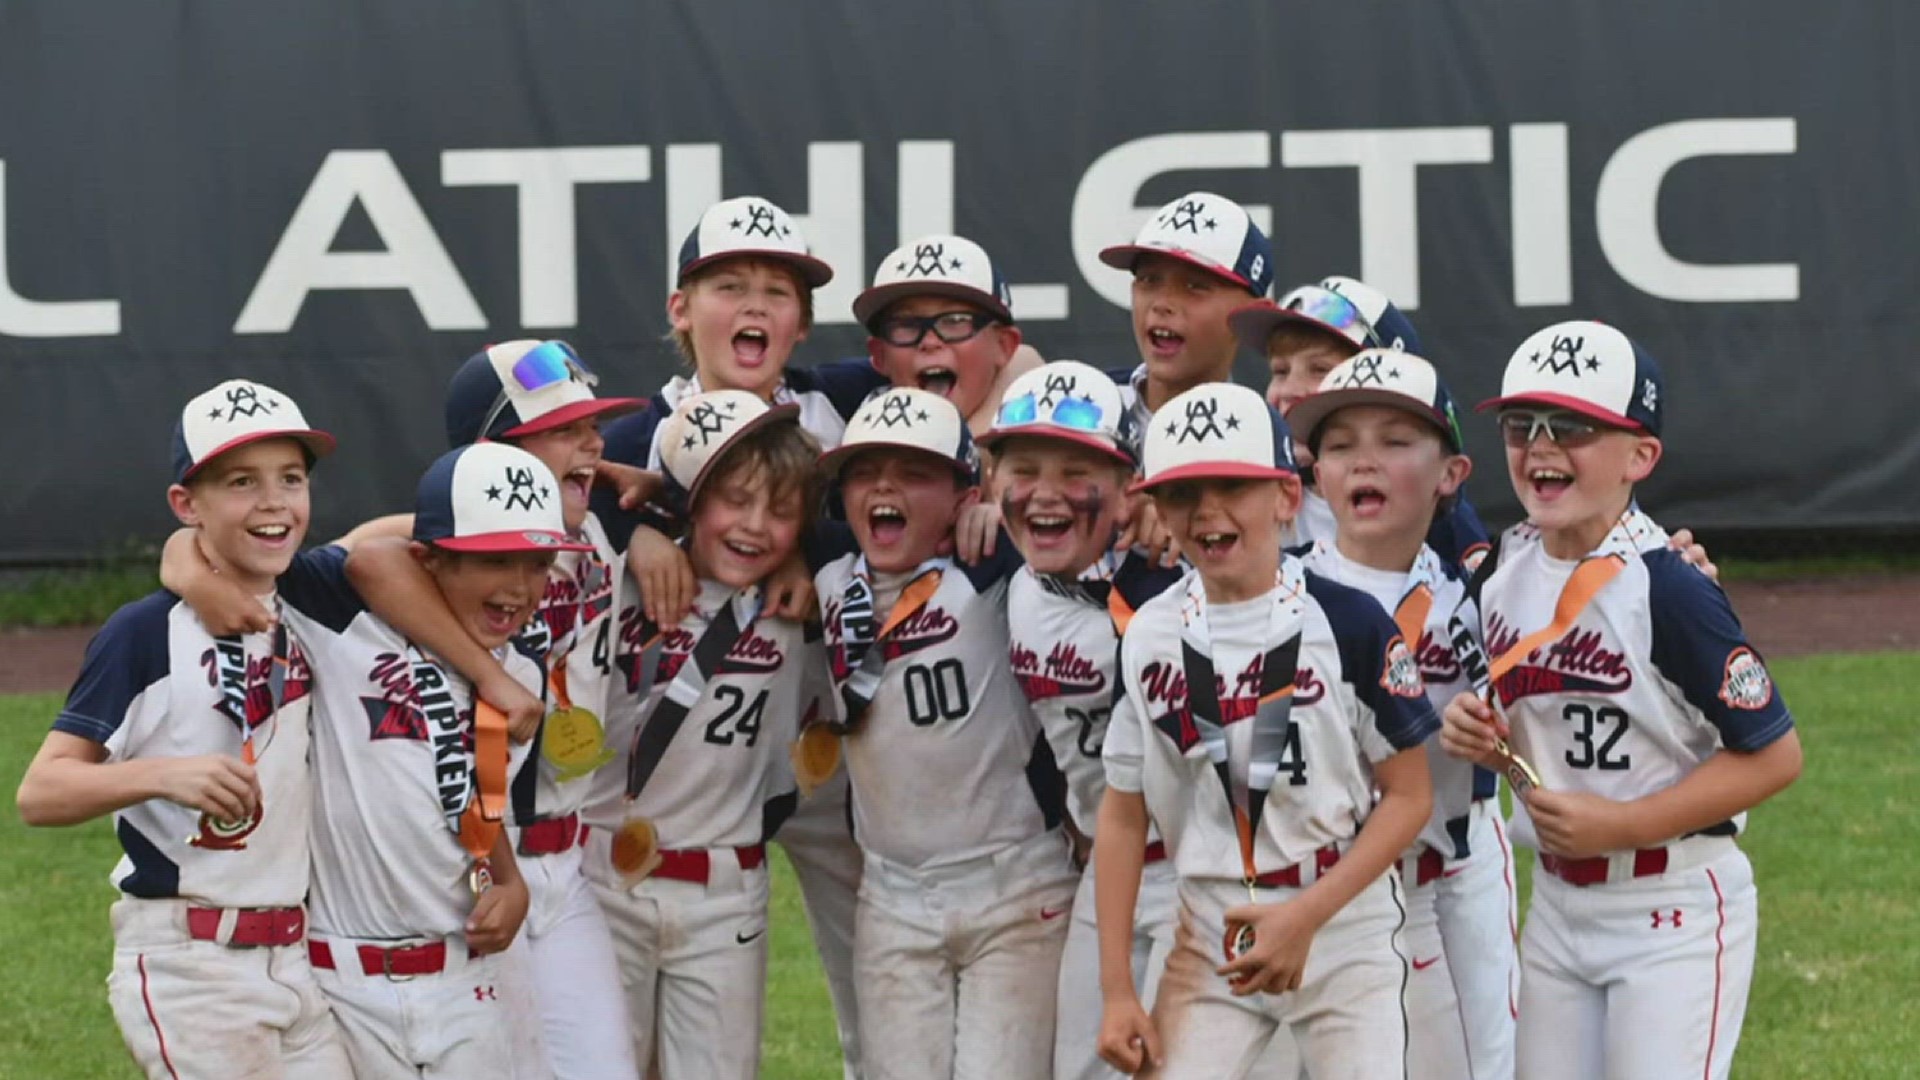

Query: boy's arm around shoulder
left=160, top=527, right=273, bottom=635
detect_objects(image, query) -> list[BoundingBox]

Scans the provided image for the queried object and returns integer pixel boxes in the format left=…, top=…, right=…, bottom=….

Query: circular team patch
left=1380, top=635, right=1424, bottom=699
left=1717, top=647, right=1773, bottom=710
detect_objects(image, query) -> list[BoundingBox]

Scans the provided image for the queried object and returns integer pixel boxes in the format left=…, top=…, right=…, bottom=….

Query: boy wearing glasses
left=1440, top=321, right=1802, bottom=1080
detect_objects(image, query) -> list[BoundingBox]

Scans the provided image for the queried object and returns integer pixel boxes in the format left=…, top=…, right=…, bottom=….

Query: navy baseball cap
left=1229, top=277, right=1424, bottom=360
left=677, top=196, right=833, bottom=288
left=1099, top=192, right=1274, bottom=297
left=445, top=339, right=642, bottom=448
left=1285, top=349, right=1466, bottom=453
left=1480, top=320, right=1664, bottom=436
left=172, top=379, right=336, bottom=484
left=412, top=443, right=594, bottom=553
left=1133, top=383, right=1296, bottom=493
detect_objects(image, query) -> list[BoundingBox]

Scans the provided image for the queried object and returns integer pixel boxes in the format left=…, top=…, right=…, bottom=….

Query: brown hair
left=1264, top=323, right=1356, bottom=361
left=693, top=420, right=824, bottom=530
left=670, top=257, right=817, bottom=368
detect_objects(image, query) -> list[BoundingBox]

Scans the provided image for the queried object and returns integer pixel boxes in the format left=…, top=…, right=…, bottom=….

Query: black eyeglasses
left=874, top=311, right=1000, bottom=348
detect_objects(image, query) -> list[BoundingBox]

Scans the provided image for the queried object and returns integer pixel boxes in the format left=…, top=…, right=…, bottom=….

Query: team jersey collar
left=660, top=373, right=800, bottom=413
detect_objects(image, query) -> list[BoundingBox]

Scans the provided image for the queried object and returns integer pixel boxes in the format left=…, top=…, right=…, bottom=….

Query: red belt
left=651, top=844, right=768, bottom=885
left=308, top=939, right=448, bottom=978
left=519, top=813, right=583, bottom=856
left=1143, top=841, right=1168, bottom=864
left=1539, top=848, right=1670, bottom=888
left=1413, top=846, right=1445, bottom=887
left=185, top=906, right=306, bottom=948
left=1252, top=844, right=1342, bottom=888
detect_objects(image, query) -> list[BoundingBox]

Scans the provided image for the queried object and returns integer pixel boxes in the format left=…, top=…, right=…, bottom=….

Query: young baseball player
left=271, top=440, right=584, bottom=1079
left=1284, top=349, right=1510, bottom=1080
left=16, top=380, right=350, bottom=1080
left=1095, top=382, right=1439, bottom=1080
left=1440, top=321, right=1802, bottom=1080
left=977, top=361, right=1191, bottom=1080
left=814, top=386, right=1078, bottom=1080
left=580, top=389, right=828, bottom=1078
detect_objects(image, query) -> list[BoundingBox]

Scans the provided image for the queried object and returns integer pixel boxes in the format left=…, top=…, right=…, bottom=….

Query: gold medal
left=1224, top=877, right=1260, bottom=963
left=469, top=858, right=495, bottom=901
left=609, top=816, right=663, bottom=887
left=188, top=792, right=263, bottom=850
left=1492, top=737, right=1544, bottom=796
left=790, top=725, right=843, bottom=797
left=541, top=705, right=615, bottom=782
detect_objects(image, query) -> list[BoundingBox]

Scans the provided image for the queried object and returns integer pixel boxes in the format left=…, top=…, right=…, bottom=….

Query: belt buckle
left=379, top=946, right=416, bottom=983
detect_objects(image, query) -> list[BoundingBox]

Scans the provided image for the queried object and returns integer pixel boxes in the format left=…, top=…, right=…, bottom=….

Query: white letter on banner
left=1510, top=124, right=1573, bottom=307
left=1071, top=132, right=1272, bottom=309
left=0, top=161, right=121, bottom=338
left=442, top=147, right=652, bottom=329
left=664, top=142, right=865, bottom=324
left=1281, top=127, right=1494, bottom=310
left=1595, top=118, right=1798, bottom=302
left=898, top=139, right=1068, bottom=320
left=235, top=151, right=484, bottom=334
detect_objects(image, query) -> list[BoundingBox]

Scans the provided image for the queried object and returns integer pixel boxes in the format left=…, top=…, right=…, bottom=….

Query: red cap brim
left=432, top=530, right=594, bottom=554
left=1475, top=392, right=1645, bottom=433
left=501, top=396, right=646, bottom=438
left=1098, top=244, right=1254, bottom=292
left=181, top=429, right=338, bottom=481
left=976, top=424, right=1132, bottom=466
left=1129, top=461, right=1295, bottom=494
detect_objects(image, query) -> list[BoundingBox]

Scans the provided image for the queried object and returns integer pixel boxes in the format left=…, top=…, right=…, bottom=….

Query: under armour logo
left=1156, top=198, right=1216, bottom=234
left=905, top=242, right=957, bottom=277
left=210, top=385, right=281, bottom=422
left=1531, top=334, right=1598, bottom=377
left=732, top=202, right=788, bottom=239
left=474, top=985, right=498, bottom=1001
left=869, top=395, right=928, bottom=429
left=497, top=466, right=548, bottom=512
left=1641, top=380, right=1659, bottom=413
left=1338, top=354, right=1398, bottom=389
left=1651, top=909, right=1683, bottom=929
left=1039, top=372, right=1079, bottom=408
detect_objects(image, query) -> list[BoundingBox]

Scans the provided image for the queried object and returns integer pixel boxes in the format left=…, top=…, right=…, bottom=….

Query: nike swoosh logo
left=1040, top=907, right=1068, bottom=921
left=1412, top=956, right=1441, bottom=971
left=735, top=929, right=765, bottom=945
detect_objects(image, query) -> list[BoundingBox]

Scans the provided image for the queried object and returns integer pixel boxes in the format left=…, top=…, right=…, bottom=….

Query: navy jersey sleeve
left=277, top=545, right=367, bottom=634
left=1426, top=488, right=1491, bottom=569
left=1305, top=571, right=1439, bottom=749
left=52, top=590, right=177, bottom=744
left=803, top=520, right=859, bottom=574
left=959, top=526, right=1025, bottom=591
left=789, top=359, right=888, bottom=420
left=1644, top=549, right=1793, bottom=751
left=592, top=404, right=671, bottom=553
left=1114, top=552, right=1185, bottom=613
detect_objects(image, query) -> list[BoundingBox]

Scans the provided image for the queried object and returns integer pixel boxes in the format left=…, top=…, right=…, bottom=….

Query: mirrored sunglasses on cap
left=1284, top=287, right=1379, bottom=347
left=478, top=340, right=598, bottom=439
left=994, top=390, right=1111, bottom=435
left=1498, top=408, right=1613, bottom=449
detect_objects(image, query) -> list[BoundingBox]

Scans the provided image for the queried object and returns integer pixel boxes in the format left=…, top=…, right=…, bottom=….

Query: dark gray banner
left=2, top=3, right=1913, bottom=559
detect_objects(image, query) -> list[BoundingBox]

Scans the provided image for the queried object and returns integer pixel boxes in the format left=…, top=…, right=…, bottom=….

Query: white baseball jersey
left=583, top=578, right=820, bottom=846
left=1103, top=557, right=1439, bottom=879
left=54, top=587, right=318, bottom=908
left=278, top=546, right=539, bottom=940
left=1477, top=514, right=1794, bottom=838
left=818, top=542, right=1067, bottom=869
left=1007, top=552, right=1183, bottom=836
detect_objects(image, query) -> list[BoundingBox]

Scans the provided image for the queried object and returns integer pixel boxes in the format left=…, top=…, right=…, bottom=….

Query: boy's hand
left=1439, top=692, right=1509, bottom=769
left=955, top=502, right=1003, bottom=563
left=762, top=554, right=818, bottom=622
left=204, top=592, right=277, bottom=637
left=1096, top=995, right=1162, bottom=1074
left=478, top=670, right=546, bottom=745
left=1218, top=897, right=1322, bottom=996
left=628, top=527, right=696, bottom=627
left=159, top=755, right=261, bottom=822
left=465, top=874, right=530, bottom=956
left=1668, top=528, right=1718, bottom=582
left=1524, top=789, right=1636, bottom=859
left=1116, top=495, right=1179, bottom=568
left=595, top=461, right=665, bottom=511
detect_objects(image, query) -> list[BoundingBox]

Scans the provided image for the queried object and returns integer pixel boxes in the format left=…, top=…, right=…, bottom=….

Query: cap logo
left=1170, top=396, right=1239, bottom=444
left=209, top=384, right=282, bottom=422
left=1532, top=333, right=1600, bottom=377
left=903, top=241, right=960, bottom=277
left=1641, top=380, right=1659, bottom=412
left=489, top=465, right=550, bottom=512
left=1039, top=372, right=1079, bottom=407
left=1157, top=198, right=1217, bottom=234
left=680, top=398, right=737, bottom=450
left=1338, top=354, right=1402, bottom=389
left=872, top=394, right=929, bottom=429
left=731, top=202, right=789, bottom=239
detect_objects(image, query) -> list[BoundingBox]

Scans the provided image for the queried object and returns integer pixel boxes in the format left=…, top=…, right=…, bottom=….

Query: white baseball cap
left=658, top=389, right=803, bottom=503
left=852, top=234, right=1013, bottom=328
left=412, top=442, right=593, bottom=553
left=819, top=387, right=980, bottom=485
left=676, top=196, right=834, bottom=287
left=444, top=339, right=642, bottom=446
left=978, top=360, right=1132, bottom=465
left=1284, top=349, right=1465, bottom=453
left=1133, top=382, right=1297, bottom=493
left=1098, top=191, right=1274, bottom=296
left=172, top=379, right=336, bottom=483
left=1479, top=320, right=1665, bottom=436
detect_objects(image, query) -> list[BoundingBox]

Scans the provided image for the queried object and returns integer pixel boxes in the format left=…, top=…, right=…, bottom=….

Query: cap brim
left=1097, top=244, right=1254, bottom=292
left=1227, top=302, right=1363, bottom=356
left=1285, top=389, right=1455, bottom=450
left=819, top=438, right=972, bottom=482
left=1129, top=461, right=1295, bottom=494
left=1475, top=392, right=1645, bottom=432
left=853, top=281, right=1013, bottom=328
left=179, top=429, right=338, bottom=482
left=680, top=249, right=834, bottom=288
left=683, top=402, right=803, bottom=501
left=976, top=423, right=1132, bottom=466
left=431, top=530, right=594, bottom=554
left=500, top=396, right=646, bottom=438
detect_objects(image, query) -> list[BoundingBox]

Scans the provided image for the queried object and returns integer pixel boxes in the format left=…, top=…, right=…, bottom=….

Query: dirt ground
left=4, top=574, right=1918, bottom=697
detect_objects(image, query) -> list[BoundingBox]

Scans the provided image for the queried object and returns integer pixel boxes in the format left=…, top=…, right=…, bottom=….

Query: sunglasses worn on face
left=996, top=391, right=1110, bottom=435
left=876, top=311, right=999, bottom=348
left=1499, top=409, right=1609, bottom=449
left=478, top=341, right=598, bottom=439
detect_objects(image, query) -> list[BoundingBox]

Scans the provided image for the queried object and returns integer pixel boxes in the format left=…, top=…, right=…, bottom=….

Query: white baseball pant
left=517, top=839, right=640, bottom=1079
left=1434, top=800, right=1519, bottom=1079
left=855, top=828, right=1078, bottom=1080
left=1054, top=849, right=1179, bottom=1080
left=107, top=899, right=350, bottom=1080
left=774, top=769, right=866, bottom=1079
left=1395, top=849, right=1474, bottom=1080
left=309, top=932, right=544, bottom=1080
left=584, top=828, right=771, bottom=1080
left=1142, top=872, right=1411, bottom=1080
left=1515, top=840, right=1756, bottom=1080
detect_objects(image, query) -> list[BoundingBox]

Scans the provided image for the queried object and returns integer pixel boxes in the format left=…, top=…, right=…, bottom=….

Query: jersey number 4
left=1562, top=703, right=1631, bottom=770
left=705, top=686, right=768, bottom=747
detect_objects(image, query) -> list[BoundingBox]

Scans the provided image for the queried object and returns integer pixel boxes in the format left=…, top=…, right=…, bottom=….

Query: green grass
left=0, top=564, right=160, bottom=628
left=1718, top=550, right=1920, bottom=582
left=5, top=653, right=1916, bottom=1077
